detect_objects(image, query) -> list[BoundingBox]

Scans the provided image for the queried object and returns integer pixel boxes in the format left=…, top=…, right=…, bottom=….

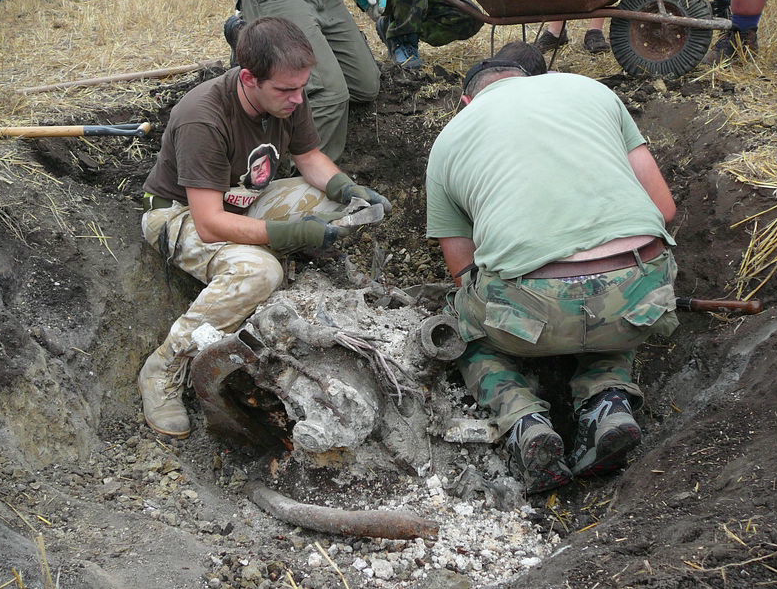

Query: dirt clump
left=1, top=62, right=776, bottom=589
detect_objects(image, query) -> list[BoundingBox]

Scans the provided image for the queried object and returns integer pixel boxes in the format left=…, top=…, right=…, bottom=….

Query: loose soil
left=1, top=61, right=776, bottom=589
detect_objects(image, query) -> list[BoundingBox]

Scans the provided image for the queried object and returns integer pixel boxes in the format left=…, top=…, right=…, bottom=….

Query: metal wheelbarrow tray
left=445, top=0, right=732, bottom=77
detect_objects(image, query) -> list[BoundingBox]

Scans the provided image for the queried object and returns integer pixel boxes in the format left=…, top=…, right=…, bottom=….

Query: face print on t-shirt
left=239, top=143, right=280, bottom=191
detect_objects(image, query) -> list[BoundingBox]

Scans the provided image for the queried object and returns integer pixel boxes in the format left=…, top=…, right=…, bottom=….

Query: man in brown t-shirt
left=139, top=17, right=390, bottom=438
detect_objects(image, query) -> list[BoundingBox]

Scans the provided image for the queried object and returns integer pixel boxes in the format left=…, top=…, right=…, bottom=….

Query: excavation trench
left=0, top=67, right=775, bottom=589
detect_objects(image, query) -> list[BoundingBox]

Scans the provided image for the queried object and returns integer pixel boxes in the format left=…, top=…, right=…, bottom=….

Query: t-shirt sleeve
left=425, top=173, right=473, bottom=239
left=288, top=97, right=321, bottom=155
left=174, top=122, right=233, bottom=192
left=617, top=98, right=646, bottom=152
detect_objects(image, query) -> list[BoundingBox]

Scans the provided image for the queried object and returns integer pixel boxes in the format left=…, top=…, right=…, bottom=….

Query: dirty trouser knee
left=140, top=178, right=339, bottom=356
left=240, top=0, right=379, bottom=161
left=457, top=340, right=550, bottom=437
left=451, top=251, right=679, bottom=421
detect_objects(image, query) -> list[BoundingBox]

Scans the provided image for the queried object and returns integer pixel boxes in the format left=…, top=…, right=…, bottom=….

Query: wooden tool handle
left=1, top=125, right=86, bottom=137
left=676, top=297, right=764, bottom=314
left=2, top=122, right=152, bottom=138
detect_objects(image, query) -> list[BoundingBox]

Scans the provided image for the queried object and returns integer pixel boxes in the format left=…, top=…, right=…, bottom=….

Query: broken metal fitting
left=416, top=314, right=466, bottom=361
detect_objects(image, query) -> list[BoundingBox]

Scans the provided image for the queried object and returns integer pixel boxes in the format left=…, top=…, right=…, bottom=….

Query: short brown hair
left=236, top=17, right=316, bottom=82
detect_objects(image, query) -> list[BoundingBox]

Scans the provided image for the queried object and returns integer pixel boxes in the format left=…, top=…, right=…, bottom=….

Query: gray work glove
left=266, top=213, right=353, bottom=255
left=326, top=172, right=392, bottom=214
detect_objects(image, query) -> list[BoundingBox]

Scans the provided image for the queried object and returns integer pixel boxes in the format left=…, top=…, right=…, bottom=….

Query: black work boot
left=567, top=388, right=641, bottom=477
left=506, top=412, right=573, bottom=494
left=534, top=29, right=569, bottom=54
left=224, top=14, right=246, bottom=68
left=583, top=29, right=610, bottom=54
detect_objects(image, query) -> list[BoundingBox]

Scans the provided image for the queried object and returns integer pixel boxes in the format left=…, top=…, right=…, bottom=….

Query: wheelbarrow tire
left=610, top=0, right=713, bottom=77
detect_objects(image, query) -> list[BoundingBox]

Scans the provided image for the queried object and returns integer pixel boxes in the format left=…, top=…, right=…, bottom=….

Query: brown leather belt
left=523, top=238, right=666, bottom=279
left=142, top=193, right=174, bottom=212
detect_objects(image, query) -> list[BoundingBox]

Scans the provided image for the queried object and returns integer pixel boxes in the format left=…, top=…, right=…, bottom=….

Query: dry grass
left=0, top=0, right=230, bottom=125
left=2, top=0, right=775, bottom=124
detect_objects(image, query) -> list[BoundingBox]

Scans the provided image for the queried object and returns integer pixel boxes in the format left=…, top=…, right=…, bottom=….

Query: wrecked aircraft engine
left=189, top=268, right=466, bottom=474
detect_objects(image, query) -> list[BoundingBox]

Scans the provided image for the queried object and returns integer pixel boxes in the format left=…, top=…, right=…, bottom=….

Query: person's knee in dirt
left=139, top=17, right=390, bottom=439
left=534, top=18, right=610, bottom=55
left=223, top=0, right=381, bottom=162
left=426, top=41, right=679, bottom=495
left=704, top=0, right=765, bottom=65
left=371, top=0, right=484, bottom=70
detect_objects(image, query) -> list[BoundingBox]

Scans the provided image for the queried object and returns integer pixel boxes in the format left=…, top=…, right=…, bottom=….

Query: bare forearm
left=439, top=236, right=476, bottom=287
left=293, top=149, right=340, bottom=192
left=197, top=209, right=270, bottom=244
left=187, top=187, right=269, bottom=244
left=628, top=144, right=676, bottom=223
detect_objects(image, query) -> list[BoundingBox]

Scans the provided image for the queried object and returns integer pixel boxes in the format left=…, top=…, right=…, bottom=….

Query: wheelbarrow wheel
left=610, top=0, right=713, bottom=77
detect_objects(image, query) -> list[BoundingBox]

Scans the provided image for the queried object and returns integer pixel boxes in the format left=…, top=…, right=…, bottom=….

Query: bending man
left=426, top=42, right=678, bottom=494
left=140, top=18, right=390, bottom=438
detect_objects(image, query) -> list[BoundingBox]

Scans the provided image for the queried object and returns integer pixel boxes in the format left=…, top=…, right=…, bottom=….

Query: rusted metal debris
left=246, top=480, right=440, bottom=540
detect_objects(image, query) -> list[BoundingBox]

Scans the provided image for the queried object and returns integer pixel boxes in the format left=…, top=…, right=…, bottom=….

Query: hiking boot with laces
left=583, top=29, right=610, bottom=54
left=376, top=16, right=423, bottom=69
left=139, top=343, right=191, bottom=438
left=567, top=388, right=641, bottom=477
left=534, top=28, right=569, bottom=54
left=224, top=14, right=245, bottom=68
left=506, top=412, right=573, bottom=494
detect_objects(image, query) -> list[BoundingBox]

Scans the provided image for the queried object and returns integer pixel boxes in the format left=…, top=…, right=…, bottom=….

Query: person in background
left=534, top=18, right=610, bottom=55
left=705, top=0, right=766, bottom=63
left=224, top=0, right=380, bottom=162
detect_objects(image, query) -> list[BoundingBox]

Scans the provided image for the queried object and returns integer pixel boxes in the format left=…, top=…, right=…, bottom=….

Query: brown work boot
left=534, top=29, right=569, bottom=54
left=139, top=340, right=191, bottom=438
left=583, top=29, right=610, bottom=54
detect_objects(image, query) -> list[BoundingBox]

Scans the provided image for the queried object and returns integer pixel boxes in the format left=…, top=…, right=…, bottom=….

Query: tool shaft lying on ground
left=1, top=122, right=152, bottom=138
left=676, top=297, right=763, bottom=314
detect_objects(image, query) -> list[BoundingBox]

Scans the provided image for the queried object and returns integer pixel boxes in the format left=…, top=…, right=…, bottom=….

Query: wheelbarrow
left=443, top=0, right=732, bottom=77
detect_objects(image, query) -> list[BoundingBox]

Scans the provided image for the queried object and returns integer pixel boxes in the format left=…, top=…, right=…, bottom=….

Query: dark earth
left=1, top=61, right=776, bottom=588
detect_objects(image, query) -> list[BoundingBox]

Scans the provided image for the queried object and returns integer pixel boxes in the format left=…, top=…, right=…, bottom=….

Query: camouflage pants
left=384, top=0, right=483, bottom=45
left=140, top=178, right=342, bottom=357
left=240, top=0, right=380, bottom=161
left=452, top=251, right=679, bottom=436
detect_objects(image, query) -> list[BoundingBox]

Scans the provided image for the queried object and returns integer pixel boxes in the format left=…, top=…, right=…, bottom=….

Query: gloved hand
left=326, top=172, right=392, bottom=214
left=265, top=214, right=352, bottom=255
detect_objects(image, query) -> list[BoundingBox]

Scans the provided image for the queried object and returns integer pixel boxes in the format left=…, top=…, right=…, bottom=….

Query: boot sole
left=572, top=422, right=641, bottom=477
left=145, top=415, right=191, bottom=439
left=522, top=433, right=573, bottom=494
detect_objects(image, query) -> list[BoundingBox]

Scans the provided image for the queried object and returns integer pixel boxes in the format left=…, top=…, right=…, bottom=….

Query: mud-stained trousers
left=240, top=0, right=380, bottom=162
left=450, top=251, right=679, bottom=436
left=140, top=178, right=342, bottom=358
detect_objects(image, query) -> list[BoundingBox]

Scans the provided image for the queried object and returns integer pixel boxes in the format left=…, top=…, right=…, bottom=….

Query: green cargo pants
left=451, top=250, right=679, bottom=436
left=241, top=0, right=380, bottom=162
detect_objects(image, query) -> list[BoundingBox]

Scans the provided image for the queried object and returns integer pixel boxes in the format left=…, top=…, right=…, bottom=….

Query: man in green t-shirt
left=140, top=18, right=390, bottom=439
left=426, top=41, right=678, bottom=494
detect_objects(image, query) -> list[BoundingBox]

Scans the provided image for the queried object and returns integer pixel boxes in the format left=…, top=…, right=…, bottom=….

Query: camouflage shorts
left=452, top=250, right=679, bottom=357
left=140, top=178, right=342, bottom=356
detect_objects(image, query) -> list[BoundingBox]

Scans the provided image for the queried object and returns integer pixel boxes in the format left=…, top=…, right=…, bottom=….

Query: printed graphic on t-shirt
left=224, top=143, right=281, bottom=209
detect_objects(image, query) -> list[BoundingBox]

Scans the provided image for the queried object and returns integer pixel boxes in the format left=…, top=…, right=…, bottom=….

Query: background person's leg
left=240, top=0, right=351, bottom=160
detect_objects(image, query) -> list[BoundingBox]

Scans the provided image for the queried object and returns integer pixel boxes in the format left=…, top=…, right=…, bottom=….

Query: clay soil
left=1, top=60, right=777, bottom=588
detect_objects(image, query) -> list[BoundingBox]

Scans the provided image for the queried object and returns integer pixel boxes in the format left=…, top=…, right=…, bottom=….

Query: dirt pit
left=1, top=63, right=777, bottom=589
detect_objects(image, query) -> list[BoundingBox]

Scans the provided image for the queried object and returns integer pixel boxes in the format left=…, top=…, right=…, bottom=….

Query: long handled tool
left=1, top=122, right=152, bottom=138
left=676, top=297, right=763, bottom=314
